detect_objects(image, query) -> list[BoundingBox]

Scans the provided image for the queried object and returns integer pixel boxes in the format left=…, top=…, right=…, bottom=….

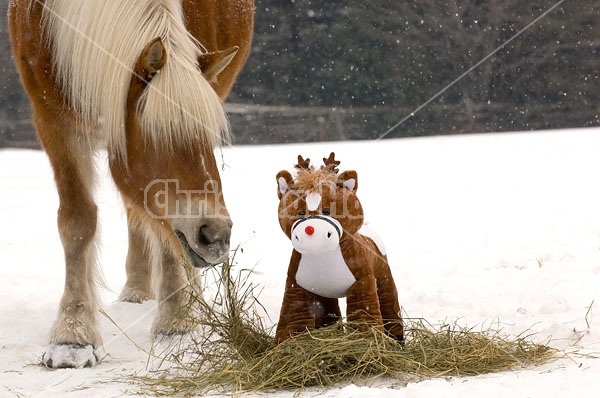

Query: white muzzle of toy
left=291, top=215, right=343, bottom=254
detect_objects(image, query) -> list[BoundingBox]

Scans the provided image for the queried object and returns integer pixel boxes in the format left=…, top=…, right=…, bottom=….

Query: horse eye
left=322, top=208, right=330, bottom=215
left=298, top=211, right=306, bottom=219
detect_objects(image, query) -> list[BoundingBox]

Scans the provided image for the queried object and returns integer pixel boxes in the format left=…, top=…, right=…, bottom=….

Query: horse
left=8, top=0, right=254, bottom=368
left=274, top=153, right=404, bottom=344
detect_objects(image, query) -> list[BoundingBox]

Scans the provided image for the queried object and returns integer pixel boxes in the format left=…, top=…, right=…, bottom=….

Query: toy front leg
left=274, top=275, right=317, bottom=344
left=346, top=275, right=384, bottom=329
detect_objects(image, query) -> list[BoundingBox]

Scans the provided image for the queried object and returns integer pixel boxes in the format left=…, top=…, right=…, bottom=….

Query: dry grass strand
left=135, top=255, right=557, bottom=395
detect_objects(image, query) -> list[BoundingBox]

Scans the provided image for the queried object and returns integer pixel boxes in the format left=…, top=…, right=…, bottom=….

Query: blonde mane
left=39, top=0, right=230, bottom=155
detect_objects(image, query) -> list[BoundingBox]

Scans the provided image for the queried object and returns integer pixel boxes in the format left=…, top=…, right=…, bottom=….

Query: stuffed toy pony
left=274, top=153, right=404, bottom=344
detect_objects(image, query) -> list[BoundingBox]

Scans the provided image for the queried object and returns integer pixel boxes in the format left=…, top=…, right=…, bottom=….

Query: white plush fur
left=38, top=0, right=230, bottom=155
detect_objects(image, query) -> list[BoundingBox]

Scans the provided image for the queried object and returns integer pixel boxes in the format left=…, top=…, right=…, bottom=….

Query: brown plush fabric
left=274, top=153, right=403, bottom=344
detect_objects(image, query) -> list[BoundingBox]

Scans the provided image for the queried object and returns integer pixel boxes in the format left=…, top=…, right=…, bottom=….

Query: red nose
left=305, top=225, right=315, bottom=235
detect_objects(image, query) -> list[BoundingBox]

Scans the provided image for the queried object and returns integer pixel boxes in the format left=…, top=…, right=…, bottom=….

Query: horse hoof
left=118, top=286, right=153, bottom=303
left=43, top=343, right=98, bottom=369
left=152, top=326, right=189, bottom=342
left=152, top=315, right=197, bottom=338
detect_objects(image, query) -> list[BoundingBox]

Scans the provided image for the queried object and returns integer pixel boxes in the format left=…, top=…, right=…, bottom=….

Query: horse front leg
left=39, top=126, right=102, bottom=368
left=118, top=209, right=154, bottom=303
left=151, top=238, right=199, bottom=337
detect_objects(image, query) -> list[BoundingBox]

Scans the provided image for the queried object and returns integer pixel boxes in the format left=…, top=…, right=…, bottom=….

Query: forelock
left=294, top=168, right=337, bottom=192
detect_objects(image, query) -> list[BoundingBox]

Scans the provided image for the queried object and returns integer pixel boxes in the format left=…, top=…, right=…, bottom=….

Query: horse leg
left=118, top=210, right=154, bottom=303
left=151, top=238, right=199, bottom=336
left=38, top=123, right=101, bottom=368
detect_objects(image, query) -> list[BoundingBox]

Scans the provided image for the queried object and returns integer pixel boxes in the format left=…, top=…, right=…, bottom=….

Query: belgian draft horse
left=9, top=0, right=254, bottom=368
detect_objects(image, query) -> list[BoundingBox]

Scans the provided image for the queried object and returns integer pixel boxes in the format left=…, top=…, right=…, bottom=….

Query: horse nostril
left=197, top=220, right=231, bottom=247
left=198, top=225, right=214, bottom=246
left=198, top=224, right=225, bottom=246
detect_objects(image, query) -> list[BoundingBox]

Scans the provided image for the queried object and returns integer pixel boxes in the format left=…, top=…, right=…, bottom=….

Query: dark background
left=1, top=0, right=598, bottom=147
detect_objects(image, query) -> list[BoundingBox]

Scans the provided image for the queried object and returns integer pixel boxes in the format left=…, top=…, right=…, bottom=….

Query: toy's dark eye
left=298, top=211, right=306, bottom=219
left=322, top=208, right=330, bottom=215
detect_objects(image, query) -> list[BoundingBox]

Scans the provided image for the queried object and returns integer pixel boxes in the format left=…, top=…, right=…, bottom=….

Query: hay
left=137, top=259, right=557, bottom=395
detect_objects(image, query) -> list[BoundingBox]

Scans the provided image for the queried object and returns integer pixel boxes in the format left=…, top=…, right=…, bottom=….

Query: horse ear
left=135, top=37, right=167, bottom=83
left=338, top=170, right=358, bottom=192
left=198, top=46, right=239, bottom=82
left=276, top=170, right=294, bottom=199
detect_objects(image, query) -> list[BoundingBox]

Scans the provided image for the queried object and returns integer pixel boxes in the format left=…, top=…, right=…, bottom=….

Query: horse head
left=276, top=152, right=364, bottom=254
left=111, top=38, right=237, bottom=268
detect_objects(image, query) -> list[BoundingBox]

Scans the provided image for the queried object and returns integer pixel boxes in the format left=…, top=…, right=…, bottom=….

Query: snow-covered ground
left=1, top=128, right=599, bottom=397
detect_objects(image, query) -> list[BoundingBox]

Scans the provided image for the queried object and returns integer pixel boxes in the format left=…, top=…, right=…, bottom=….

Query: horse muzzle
left=174, top=217, right=232, bottom=268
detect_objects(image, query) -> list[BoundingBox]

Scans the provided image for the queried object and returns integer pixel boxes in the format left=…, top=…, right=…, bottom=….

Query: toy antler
left=295, top=155, right=311, bottom=170
left=322, top=152, right=340, bottom=174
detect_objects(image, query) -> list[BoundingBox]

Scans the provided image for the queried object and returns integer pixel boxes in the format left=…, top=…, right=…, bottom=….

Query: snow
left=43, top=343, right=98, bottom=369
left=1, top=127, right=600, bottom=397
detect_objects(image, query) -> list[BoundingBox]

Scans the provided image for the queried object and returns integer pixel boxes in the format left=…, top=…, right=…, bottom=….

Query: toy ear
left=338, top=170, right=358, bottom=192
left=276, top=170, right=294, bottom=199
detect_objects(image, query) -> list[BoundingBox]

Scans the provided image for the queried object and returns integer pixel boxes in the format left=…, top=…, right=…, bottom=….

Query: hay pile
left=138, top=260, right=556, bottom=395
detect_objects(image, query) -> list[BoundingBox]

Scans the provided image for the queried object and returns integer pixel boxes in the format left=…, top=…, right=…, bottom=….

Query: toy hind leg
left=376, top=262, right=404, bottom=343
